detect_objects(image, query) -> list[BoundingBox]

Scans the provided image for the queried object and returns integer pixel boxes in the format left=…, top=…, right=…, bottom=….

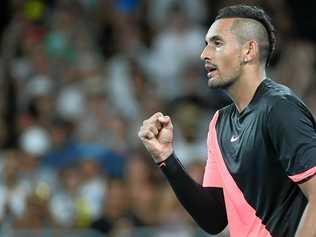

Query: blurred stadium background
left=0, top=0, right=315, bottom=236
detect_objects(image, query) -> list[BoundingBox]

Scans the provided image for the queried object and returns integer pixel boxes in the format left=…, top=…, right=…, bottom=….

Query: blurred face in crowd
left=201, top=18, right=244, bottom=89
left=79, top=159, right=100, bottom=180
left=61, top=167, right=80, bottom=193
left=105, top=180, right=129, bottom=219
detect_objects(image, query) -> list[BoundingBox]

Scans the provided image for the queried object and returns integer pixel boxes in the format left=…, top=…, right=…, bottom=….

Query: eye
left=214, top=40, right=222, bottom=47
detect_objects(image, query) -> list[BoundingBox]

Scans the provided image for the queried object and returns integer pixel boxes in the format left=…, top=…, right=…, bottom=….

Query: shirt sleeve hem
left=289, top=166, right=316, bottom=182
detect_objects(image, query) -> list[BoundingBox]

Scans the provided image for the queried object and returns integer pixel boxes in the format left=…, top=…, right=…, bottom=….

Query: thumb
left=158, top=116, right=173, bottom=129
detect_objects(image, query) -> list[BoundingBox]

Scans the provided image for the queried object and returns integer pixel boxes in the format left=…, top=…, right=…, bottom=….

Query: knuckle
left=153, top=112, right=163, bottom=119
left=138, top=131, right=144, bottom=139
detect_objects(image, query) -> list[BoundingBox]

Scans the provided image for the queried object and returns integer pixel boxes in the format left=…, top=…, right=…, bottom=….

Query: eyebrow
left=205, top=35, right=223, bottom=45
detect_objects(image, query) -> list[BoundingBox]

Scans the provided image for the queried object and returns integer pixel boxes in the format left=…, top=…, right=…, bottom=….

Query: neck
left=226, top=65, right=266, bottom=113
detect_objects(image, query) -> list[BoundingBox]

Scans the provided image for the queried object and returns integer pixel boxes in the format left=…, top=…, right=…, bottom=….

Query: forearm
left=295, top=200, right=316, bottom=237
left=158, top=153, right=227, bottom=234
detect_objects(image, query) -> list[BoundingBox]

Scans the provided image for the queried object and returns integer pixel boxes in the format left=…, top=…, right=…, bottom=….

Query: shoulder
left=264, top=80, right=314, bottom=123
left=261, top=79, right=306, bottom=113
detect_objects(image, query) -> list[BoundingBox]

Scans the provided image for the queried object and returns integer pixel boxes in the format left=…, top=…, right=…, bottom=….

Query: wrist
left=156, top=153, right=183, bottom=178
left=153, top=149, right=173, bottom=163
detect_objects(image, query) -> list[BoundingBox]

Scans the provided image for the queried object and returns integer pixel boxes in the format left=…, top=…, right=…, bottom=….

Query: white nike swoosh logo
left=230, top=135, right=240, bottom=142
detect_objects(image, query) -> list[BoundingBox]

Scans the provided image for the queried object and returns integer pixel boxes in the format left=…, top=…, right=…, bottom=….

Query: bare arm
left=295, top=175, right=316, bottom=237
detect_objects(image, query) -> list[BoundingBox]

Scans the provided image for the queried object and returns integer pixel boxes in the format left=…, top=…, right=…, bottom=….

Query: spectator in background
left=13, top=193, right=53, bottom=230
left=146, top=3, right=205, bottom=100
left=23, top=75, right=56, bottom=128
left=49, top=166, right=81, bottom=228
left=0, top=151, right=29, bottom=222
left=77, top=156, right=107, bottom=222
left=42, top=119, right=81, bottom=170
left=106, top=40, right=151, bottom=122
left=125, top=151, right=163, bottom=228
left=90, top=178, right=134, bottom=236
left=157, top=185, right=193, bottom=237
left=77, top=76, right=114, bottom=147
left=169, top=97, right=210, bottom=167
left=147, top=0, right=207, bottom=30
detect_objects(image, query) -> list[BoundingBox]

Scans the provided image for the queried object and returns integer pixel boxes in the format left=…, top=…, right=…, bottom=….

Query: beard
left=207, top=65, right=242, bottom=90
left=208, top=76, right=236, bottom=90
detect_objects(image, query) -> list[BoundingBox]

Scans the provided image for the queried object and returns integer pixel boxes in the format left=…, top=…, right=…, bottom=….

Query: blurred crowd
left=0, top=0, right=315, bottom=236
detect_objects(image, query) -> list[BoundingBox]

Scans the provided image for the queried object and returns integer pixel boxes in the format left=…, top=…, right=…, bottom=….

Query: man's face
left=201, top=18, right=243, bottom=89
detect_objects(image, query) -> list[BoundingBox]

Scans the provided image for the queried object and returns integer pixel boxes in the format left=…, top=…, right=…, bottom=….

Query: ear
left=242, top=40, right=258, bottom=63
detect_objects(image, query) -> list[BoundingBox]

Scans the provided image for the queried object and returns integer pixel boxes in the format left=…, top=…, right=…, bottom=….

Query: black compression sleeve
left=158, top=153, right=227, bottom=234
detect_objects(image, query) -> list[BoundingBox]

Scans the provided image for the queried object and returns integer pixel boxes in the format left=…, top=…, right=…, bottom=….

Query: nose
left=200, top=45, right=210, bottom=61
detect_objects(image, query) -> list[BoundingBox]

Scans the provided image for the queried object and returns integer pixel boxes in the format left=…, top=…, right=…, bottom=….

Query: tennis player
left=138, top=5, right=316, bottom=237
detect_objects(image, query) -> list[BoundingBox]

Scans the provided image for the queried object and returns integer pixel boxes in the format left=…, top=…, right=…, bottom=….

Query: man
left=138, top=5, right=316, bottom=237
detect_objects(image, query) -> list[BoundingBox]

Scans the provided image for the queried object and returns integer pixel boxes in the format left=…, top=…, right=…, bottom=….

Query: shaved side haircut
left=216, top=5, right=276, bottom=66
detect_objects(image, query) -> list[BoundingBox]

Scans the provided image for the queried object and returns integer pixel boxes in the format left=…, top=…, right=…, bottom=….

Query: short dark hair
left=216, top=5, right=276, bottom=66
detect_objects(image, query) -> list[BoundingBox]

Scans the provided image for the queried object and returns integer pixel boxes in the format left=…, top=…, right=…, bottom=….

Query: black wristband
left=157, top=153, right=186, bottom=178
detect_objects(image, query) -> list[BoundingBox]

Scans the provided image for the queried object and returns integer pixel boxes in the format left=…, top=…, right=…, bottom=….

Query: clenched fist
left=138, top=112, right=174, bottom=163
